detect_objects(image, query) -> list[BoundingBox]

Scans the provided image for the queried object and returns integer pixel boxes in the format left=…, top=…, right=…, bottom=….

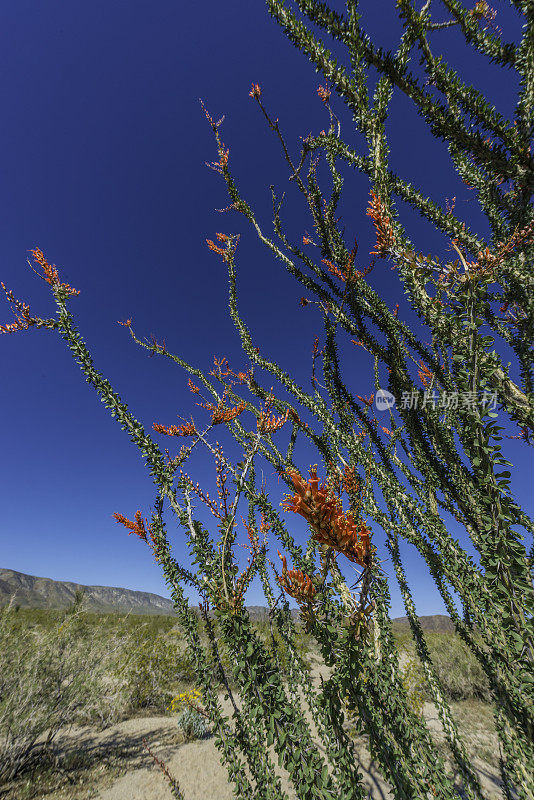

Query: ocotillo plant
left=2, top=1, right=534, bottom=798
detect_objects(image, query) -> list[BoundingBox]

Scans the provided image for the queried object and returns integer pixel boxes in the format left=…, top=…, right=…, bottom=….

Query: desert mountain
left=0, top=568, right=175, bottom=616
left=0, top=568, right=455, bottom=629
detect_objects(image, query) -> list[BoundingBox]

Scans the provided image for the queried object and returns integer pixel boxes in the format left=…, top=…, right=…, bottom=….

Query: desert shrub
left=175, top=708, right=210, bottom=741
left=346, top=628, right=492, bottom=737
left=168, top=689, right=210, bottom=741
left=2, top=606, right=179, bottom=637
left=259, top=622, right=311, bottom=675
left=120, top=626, right=196, bottom=712
left=194, top=618, right=311, bottom=694
left=345, top=652, right=426, bottom=738
left=423, top=632, right=492, bottom=702
left=0, top=598, right=130, bottom=783
left=399, top=656, right=426, bottom=718
left=396, top=631, right=491, bottom=703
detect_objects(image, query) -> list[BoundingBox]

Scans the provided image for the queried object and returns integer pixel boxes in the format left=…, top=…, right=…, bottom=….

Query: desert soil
left=14, top=654, right=508, bottom=800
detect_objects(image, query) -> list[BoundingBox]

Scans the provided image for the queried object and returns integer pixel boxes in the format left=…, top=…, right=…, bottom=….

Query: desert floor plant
left=120, top=622, right=196, bottom=713
left=0, top=602, right=204, bottom=788
left=0, top=595, right=129, bottom=783
left=2, top=1, right=534, bottom=799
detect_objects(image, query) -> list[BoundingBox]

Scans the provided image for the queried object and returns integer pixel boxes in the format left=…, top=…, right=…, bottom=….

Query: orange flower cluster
left=206, top=232, right=230, bottom=259
left=0, top=283, right=36, bottom=335
left=209, top=355, right=231, bottom=378
left=281, top=466, right=371, bottom=566
left=507, top=426, right=532, bottom=445
left=437, top=255, right=493, bottom=287
left=317, top=83, right=331, bottom=104
left=208, top=357, right=251, bottom=386
left=469, top=0, right=498, bottom=29
left=112, top=511, right=149, bottom=542
left=342, top=465, right=362, bottom=499
left=287, top=408, right=301, bottom=425
left=438, top=222, right=534, bottom=290
left=188, top=379, right=200, bottom=394
left=479, top=218, right=534, bottom=271
left=321, top=238, right=362, bottom=283
left=257, top=408, right=290, bottom=434
left=276, top=552, right=316, bottom=604
left=201, top=100, right=224, bottom=132
left=418, top=360, right=433, bottom=388
left=29, top=248, right=80, bottom=297
left=242, top=513, right=270, bottom=550
left=148, top=333, right=166, bottom=353
left=248, top=83, right=261, bottom=99
left=471, top=1, right=492, bottom=18
left=206, top=146, right=229, bottom=176
left=210, top=402, right=247, bottom=425
left=113, top=511, right=161, bottom=563
left=0, top=317, right=32, bottom=335
left=153, top=422, right=196, bottom=437
left=205, top=152, right=228, bottom=175
left=366, top=191, right=396, bottom=257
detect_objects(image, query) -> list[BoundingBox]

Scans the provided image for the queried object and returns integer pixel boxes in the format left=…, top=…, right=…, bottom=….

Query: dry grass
left=0, top=606, right=504, bottom=800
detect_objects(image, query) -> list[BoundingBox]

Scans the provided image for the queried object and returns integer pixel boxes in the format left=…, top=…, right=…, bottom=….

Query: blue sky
left=1, top=1, right=531, bottom=618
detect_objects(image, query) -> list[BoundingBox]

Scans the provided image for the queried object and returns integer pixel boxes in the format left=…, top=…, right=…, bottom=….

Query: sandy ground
left=22, top=653, right=509, bottom=800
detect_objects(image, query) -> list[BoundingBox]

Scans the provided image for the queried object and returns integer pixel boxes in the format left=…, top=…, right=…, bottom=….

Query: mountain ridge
left=0, top=568, right=455, bottom=629
left=0, top=568, right=174, bottom=616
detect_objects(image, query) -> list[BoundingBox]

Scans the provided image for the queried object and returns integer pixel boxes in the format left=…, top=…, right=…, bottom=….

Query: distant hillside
left=391, top=614, right=456, bottom=632
left=0, top=569, right=300, bottom=620
left=0, top=569, right=455, bottom=630
left=0, top=568, right=175, bottom=616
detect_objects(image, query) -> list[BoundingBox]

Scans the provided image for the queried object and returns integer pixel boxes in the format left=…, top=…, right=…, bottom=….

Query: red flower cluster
left=276, top=552, right=316, bottom=604
left=30, top=248, right=80, bottom=297
left=206, top=232, right=230, bottom=259
left=0, top=283, right=36, bottom=335
left=257, top=408, right=289, bottom=434
left=210, top=402, right=247, bottom=425
left=366, top=191, right=396, bottom=257
left=418, top=360, right=433, bottom=388
left=153, top=422, right=196, bottom=437
left=112, top=511, right=149, bottom=542
left=281, top=466, right=371, bottom=566
left=317, top=83, right=331, bottom=104
left=113, top=511, right=162, bottom=563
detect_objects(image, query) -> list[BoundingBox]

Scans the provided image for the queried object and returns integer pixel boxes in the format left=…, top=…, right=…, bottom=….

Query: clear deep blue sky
left=1, top=1, right=531, bottom=617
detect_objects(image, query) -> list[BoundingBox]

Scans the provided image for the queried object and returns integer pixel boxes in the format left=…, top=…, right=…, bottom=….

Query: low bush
left=399, top=656, right=427, bottom=717
left=0, top=597, right=129, bottom=783
left=258, top=620, right=312, bottom=675
left=120, top=626, right=196, bottom=712
left=396, top=630, right=492, bottom=703
left=423, top=631, right=491, bottom=702
left=175, top=708, right=211, bottom=741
